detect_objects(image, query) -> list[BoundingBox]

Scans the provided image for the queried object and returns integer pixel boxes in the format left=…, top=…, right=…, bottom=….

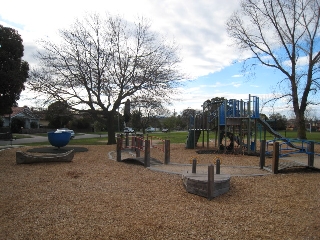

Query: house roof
left=3, top=106, right=39, bottom=119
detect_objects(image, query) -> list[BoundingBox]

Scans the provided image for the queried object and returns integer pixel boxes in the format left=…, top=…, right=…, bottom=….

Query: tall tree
left=130, top=96, right=169, bottom=133
left=0, top=25, right=29, bottom=115
left=123, top=99, right=131, bottom=126
left=227, top=0, right=320, bottom=139
left=46, top=101, right=73, bottom=129
left=268, top=112, right=288, bottom=130
left=29, top=13, right=182, bottom=144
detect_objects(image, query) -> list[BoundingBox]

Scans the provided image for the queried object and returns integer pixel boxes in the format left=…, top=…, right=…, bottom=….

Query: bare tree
left=227, top=0, right=320, bottom=139
left=29, top=13, right=182, bottom=144
left=130, top=96, right=170, bottom=133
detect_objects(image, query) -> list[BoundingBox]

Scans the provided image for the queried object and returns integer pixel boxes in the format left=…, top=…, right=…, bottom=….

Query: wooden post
left=144, top=139, right=150, bottom=167
left=132, top=136, right=136, bottom=150
left=192, top=159, right=197, bottom=173
left=216, top=159, right=220, bottom=174
left=272, top=141, right=279, bottom=174
left=164, top=139, right=170, bottom=164
left=125, top=133, right=129, bottom=147
left=208, top=165, right=215, bottom=200
left=116, top=137, right=122, bottom=162
left=260, top=140, right=266, bottom=169
left=308, top=141, right=314, bottom=167
left=136, top=137, right=140, bottom=158
left=247, top=118, right=250, bottom=154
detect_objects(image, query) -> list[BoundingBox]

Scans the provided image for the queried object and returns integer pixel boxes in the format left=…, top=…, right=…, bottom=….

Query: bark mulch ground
left=1, top=144, right=319, bottom=239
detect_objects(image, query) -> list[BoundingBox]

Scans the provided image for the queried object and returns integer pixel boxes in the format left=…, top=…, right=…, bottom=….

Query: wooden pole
left=272, top=141, right=279, bottom=174
left=202, top=112, right=205, bottom=148
left=192, top=159, right=197, bottom=173
left=136, top=137, right=140, bottom=158
left=208, top=165, right=215, bottom=200
left=260, top=140, right=266, bottom=169
left=132, top=136, right=135, bottom=150
left=164, top=139, right=170, bottom=164
left=144, top=139, right=150, bottom=167
left=216, top=159, right=220, bottom=174
left=116, top=137, right=122, bottom=162
left=247, top=118, right=250, bottom=154
left=308, top=141, right=314, bottom=167
left=125, top=133, right=129, bottom=147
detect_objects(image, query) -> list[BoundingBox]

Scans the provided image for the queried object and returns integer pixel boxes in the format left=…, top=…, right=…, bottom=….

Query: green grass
left=153, top=130, right=320, bottom=143
left=262, top=130, right=320, bottom=142
left=146, top=131, right=188, bottom=143
left=23, top=137, right=109, bottom=146
left=17, top=130, right=320, bottom=147
left=11, top=134, right=33, bottom=139
left=69, top=137, right=109, bottom=145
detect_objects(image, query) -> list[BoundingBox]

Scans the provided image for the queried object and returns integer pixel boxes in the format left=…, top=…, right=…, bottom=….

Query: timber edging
left=16, top=150, right=74, bottom=164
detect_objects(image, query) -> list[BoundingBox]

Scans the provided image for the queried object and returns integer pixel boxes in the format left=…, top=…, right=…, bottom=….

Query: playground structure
left=186, top=94, right=262, bottom=153
left=260, top=140, right=319, bottom=173
left=116, top=134, right=231, bottom=199
left=16, top=150, right=74, bottom=164
left=116, top=134, right=170, bottom=166
left=48, top=131, right=71, bottom=148
left=186, top=94, right=320, bottom=173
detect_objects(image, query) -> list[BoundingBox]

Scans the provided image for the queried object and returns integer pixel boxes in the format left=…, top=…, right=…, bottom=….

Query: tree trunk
left=296, top=112, right=307, bottom=139
left=107, top=112, right=116, bottom=145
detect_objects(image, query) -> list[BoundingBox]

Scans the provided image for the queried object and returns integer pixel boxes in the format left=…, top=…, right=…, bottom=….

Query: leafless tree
left=29, top=13, right=182, bottom=144
left=227, top=0, right=320, bottom=139
left=130, top=95, right=170, bottom=133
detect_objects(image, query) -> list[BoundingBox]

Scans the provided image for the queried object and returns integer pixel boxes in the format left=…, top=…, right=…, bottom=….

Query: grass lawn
left=17, top=129, right=320, bottom=147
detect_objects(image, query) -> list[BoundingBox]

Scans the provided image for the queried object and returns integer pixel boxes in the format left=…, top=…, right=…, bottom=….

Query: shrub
left=11, top=117, right=25, bottom=133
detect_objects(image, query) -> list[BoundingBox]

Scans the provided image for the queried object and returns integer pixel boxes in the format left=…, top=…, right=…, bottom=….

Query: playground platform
left=182, top=172, right=231, bottom=199
left=264, top=153, right=320, bottom=172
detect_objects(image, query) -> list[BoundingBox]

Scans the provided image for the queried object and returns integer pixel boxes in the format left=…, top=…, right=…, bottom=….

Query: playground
left=112, top=134, right=320, bottom=174
left=183, top=94, right=320, bottom=172
left=1, top=144, right=319, bottom=239
left=1, top=94, right=320, bottom=238
left=113, top=94, right=320, bottom=177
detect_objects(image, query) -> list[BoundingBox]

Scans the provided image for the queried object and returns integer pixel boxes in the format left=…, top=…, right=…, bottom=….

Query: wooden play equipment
left=182, top=161, right=230, bottom=200
left=16, top=150, right=74, bottom=164
left=116, top=134, right=170, bottom=167
left=186, top=94, right=261, bottom=154
left=260, top=139, right=319, bottom=173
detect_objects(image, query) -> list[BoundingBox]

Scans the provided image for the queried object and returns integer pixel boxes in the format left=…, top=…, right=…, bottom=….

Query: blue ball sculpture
left=48, top=131, right=71, bottom=148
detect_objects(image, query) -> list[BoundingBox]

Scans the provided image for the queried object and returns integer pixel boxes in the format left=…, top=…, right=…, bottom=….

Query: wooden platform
left=16, top=150, right=74, bottom=164
left=264, top=161, right=308, bottom=172
left=121, top=157, right=163, bottom=166
left=182, top=172, right=231, bottom=199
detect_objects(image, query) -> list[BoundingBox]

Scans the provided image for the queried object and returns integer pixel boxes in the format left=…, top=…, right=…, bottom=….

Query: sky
left=1, top=0, right=318, bottom=118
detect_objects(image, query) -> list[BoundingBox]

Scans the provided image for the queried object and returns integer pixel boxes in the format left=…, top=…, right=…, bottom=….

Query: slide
left=186, top=130, right=201, bottom=149
left=257, top=118, right=302, bottom=150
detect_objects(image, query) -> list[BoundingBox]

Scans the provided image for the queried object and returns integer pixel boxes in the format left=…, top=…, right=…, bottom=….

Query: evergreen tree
left=0, top=25, right=29, bottom=114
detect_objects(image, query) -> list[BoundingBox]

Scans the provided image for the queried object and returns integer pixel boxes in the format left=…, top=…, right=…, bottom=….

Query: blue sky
left=1, top=0, right=318, bottom=118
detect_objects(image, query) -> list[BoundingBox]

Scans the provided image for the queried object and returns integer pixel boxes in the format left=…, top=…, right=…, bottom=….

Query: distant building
left=32, top=108, right=49, bottom=128
left=2, top=106, right=40, bottom=129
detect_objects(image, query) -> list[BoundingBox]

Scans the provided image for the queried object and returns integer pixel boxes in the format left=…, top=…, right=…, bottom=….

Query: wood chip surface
left=1, top=144, right=320, bottom=239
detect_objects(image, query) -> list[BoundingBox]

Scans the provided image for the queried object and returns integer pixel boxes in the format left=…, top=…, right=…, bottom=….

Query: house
left=2, top=106, right=40, bottom=129
left=32, top=108, right=49, bottom=128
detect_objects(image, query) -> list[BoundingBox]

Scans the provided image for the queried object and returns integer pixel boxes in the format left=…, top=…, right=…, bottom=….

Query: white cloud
left=283, top=55, right=309, bottom=67
left=4, top=0, right=274, bottom=114
left=232, top=74, right=243, bottom=78
left=1, top=0, right=241, bottom=78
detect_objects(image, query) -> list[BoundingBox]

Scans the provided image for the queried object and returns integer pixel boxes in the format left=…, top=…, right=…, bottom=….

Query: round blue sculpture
left=48, top=131, right=71, bottom=148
